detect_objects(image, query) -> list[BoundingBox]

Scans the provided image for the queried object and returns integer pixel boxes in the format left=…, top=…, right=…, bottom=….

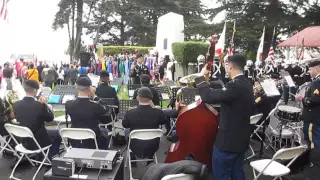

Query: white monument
left=156, top=12, right=184, bottom=58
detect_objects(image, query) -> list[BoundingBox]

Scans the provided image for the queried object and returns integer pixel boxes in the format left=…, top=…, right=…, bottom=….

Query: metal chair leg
left=10, top=153, right=25, bottom=180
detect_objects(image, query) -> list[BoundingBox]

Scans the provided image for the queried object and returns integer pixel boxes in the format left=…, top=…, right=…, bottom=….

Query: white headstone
left=156, top=12, right=184, bottom=59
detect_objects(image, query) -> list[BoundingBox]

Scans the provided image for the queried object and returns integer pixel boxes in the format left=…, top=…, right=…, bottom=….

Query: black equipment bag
left=283, top=149, right=320, bottom=180
left=140, top=160, right=211, bottom=180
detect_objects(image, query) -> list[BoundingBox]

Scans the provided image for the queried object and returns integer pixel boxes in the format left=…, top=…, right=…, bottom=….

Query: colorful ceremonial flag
left=267, top=27, right=276, bottom=62
left=256, top=26, right=265, bottom=61
left=216, top=21, right=226, bottom=56
left=227, top=21, right=236, bottom=56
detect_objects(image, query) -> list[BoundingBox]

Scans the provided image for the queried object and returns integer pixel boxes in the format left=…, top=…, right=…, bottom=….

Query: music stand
left=100, top=98, right=119, bottom=148
left=50, top=85, right=78, bottom=128
left=181, top=88, right=199, bottom=105
left=154, top=86, right=170, bottom=107
left=117, top=100, right=138, bottom=120
left=169, top=87, right=181, bottom=109
left=254, top=82, right=281, bottom=159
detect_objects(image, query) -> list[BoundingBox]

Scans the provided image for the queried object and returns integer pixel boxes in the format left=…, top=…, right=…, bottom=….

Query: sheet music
left=62, top=95, right=75, bottom=104
left=284, top=75, right=295, bottom=87
left=87, top=73, right=100, bottom=87
left=129, top=90, right=134, bottom=97
left=161, top=93, right=170, bottom=100
left=260, top=79, right=280, bottom=97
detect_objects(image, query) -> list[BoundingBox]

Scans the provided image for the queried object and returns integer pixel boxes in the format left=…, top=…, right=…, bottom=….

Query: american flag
left=267, top=27, right=276, bottom=62
left=0, top=0, right=8, bottom=21
left=227, top=21, right=236, bottom=56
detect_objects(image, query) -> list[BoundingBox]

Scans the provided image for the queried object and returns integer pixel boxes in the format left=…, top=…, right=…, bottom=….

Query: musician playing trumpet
left=12, top=80, right=61, bottom=159
left=295, top=60, right=320, bottom=149
left=195, top=55, right=254, bottom=180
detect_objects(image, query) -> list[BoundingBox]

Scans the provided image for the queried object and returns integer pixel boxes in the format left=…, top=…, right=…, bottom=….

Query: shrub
left=97, top=46, right=153, bottom=56
left=172, top=41, right=209, bottom=75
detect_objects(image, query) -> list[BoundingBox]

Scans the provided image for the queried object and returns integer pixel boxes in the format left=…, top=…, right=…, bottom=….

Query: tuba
left=179, top=35, right=217, bottom=85
left=177, top=35, right=217, bottom=103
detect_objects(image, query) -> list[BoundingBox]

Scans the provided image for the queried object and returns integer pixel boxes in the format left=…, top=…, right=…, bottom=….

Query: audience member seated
left=122, top=87, right=166, bottom=164
left=65, top=77, right=110, bottom=150
left=13, top=80, right=61, bottom=159
left=133, top=74, right=160, bottom=106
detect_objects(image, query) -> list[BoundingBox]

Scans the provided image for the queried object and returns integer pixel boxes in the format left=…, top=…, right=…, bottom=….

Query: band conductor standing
left=195, top=55, right=254, bottom=180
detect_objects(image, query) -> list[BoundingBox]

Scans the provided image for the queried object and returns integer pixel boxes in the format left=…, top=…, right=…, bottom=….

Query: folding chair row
left=125, top=129, right=164, bottom=180
left=4, top=124, right=52, bottom=180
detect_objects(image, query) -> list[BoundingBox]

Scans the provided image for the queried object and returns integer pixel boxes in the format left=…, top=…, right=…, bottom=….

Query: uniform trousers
left=212, top=146, right=245, bottom=180
left=303, top=122, right=320, bottom=149
left=47, top=129, right=62, bottom=159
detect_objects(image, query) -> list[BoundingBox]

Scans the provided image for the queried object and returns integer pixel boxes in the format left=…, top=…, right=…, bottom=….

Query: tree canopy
left=52, top=0, right=320, bottom=59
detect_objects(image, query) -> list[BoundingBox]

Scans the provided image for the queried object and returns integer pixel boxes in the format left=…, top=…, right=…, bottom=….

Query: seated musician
left=96, top=70, right=119, bottom=125
left=65, top=77, right=110, bottom=150
left=122, top=87, right=166, bottom=164
left=13, top=80, right=61, bottom=159
left=96, top=70, right=119, bottom=109
left=133, top=74, right=160, bottom=106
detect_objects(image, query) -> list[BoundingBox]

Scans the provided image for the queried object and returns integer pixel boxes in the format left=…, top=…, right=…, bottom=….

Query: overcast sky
left=3, top=0, right=312, bottom=62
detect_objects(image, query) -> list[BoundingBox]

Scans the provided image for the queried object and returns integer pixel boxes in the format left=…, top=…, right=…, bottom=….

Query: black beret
left=136, top=53, right=143, bottom=58
left=308, top=60, right=320, bottom=68
left=76, top=77, right=92, bottom=87
left=24, top=80, right=39, bottom=89
left=99, top=70, right=109, bottom=77
left=138, top=87, right=153, bottom=100
left=140, top=74, right=150, bottom=84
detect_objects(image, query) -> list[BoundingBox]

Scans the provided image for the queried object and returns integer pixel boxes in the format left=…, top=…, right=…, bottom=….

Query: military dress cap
left=138, top=87, right=153, bottom=100
left=99, top=70, right=109, bottom=77
left=76, top=77, right=92, bottom=87
left=308, top=60, right=320, bottom=68
left=136, top=53, right=143, bottom=58
left=24, top=80, right=39, bottom=89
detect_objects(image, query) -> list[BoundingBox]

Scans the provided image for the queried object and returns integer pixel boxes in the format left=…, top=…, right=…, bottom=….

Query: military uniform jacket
left=130, top=64, right=150, bottom=84
left=65, top=97, right=108, bottom=136
left=122, top=105, right=166, bottom=158
left=195, top=74, right=254, bottom=153
left=13, top=97, right=54, bottom=149
left=133, top=85, right=160, bottom=106
left=95, top=82, right=119, bottom=114
left=302, top=75, right=320, bottom=124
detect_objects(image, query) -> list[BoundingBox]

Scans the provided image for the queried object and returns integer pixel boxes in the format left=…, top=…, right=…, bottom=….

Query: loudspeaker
left=79, top=52, right=90, bottom=67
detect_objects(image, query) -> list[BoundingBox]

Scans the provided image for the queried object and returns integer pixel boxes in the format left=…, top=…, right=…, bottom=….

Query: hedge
left=97, top=46, right=153, bottom=56
left=172, top=41, right=209, bottom=68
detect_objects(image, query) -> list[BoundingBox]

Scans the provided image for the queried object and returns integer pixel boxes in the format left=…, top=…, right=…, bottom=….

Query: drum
left=275, top=105, right=301, bottom=122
